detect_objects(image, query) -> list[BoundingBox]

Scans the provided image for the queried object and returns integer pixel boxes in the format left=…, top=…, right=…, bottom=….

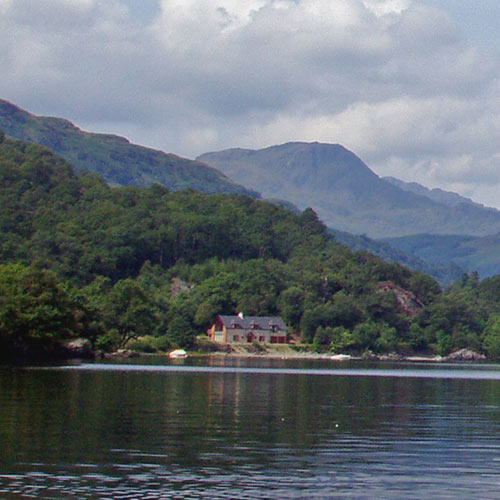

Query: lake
left=3, top=356, right=500, bottom=499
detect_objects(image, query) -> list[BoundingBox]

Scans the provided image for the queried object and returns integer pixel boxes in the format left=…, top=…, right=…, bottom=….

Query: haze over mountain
left=198, top=142, right=500, bottom=239
left=0, top=99, right=257, bottom=197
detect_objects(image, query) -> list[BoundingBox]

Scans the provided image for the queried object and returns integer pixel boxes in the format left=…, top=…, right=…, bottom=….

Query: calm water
left=3, top=357, right=500, bottom=499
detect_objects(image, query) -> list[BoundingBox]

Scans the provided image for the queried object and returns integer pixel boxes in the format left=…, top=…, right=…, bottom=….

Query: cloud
left=1, top=0, right=500, bottom=207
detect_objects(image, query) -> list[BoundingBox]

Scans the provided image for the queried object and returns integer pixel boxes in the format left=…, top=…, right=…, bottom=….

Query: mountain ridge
left=198, top=142, right=500, bottom=238
left=383, top=176, right=492, bottom=210
left=0, top=99, right=258, bottom=197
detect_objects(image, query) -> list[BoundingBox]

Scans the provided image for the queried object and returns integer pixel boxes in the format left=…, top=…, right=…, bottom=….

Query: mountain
left=0, top=99, right=258, bottom=196
left=382, top=232, right=500, bottom=279
left=330, top=229, right=464, bottom=285
left=197, top=142, right=500, bottom=238
left=383, top=176, right=488, bottom=209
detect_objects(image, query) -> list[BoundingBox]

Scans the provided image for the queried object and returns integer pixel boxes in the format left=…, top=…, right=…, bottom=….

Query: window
left=233, top=335, right=239, bottom=342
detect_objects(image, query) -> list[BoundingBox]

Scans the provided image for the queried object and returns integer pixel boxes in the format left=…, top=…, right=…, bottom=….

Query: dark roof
left=218, top=315, right=287, bottom=331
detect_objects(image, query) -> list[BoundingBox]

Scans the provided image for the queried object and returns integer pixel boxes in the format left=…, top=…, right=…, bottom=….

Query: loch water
left=3, top=357, right=500, bottom=499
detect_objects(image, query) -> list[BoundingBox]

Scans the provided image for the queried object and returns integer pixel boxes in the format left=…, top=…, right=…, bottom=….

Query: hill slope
left=0, top=132, right=447, bottom=356
left=0, top=99, right=257, bottom=196
left=382, top=233, right=500, bottom=279
left=198, top=142, right=500, bottom=238
left=331, top=229, right=464, bottom=285
left=5, top=133, right=500, bottom=360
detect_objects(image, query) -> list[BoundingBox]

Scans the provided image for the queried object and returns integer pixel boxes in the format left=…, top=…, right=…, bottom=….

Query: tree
left=99, top=279, right=157, bottom=349
left=0, top=263, right=84, bottom=358
left=279, top=286, right=304, bottom=329
left=482, top=314, right=500, bottom=359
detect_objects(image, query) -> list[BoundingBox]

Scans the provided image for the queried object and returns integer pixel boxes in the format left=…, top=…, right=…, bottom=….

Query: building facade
left=207, top=315, right=288, bottom=344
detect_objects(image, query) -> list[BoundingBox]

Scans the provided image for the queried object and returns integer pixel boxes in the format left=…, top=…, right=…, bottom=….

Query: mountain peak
left=198, top=142, right=500, bottom=238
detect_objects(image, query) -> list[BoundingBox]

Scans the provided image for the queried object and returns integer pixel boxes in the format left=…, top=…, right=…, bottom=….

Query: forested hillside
left=383, top=233, right=500, bottom=279
left=0, top=99, right=257, bottom=196
left=2, top=132, right=500, bottom=360
left=330, top=229, right=464, bottom=285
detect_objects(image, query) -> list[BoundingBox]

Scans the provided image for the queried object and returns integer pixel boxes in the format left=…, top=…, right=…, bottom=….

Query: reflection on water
left=2, top=359, right=500, bottom=498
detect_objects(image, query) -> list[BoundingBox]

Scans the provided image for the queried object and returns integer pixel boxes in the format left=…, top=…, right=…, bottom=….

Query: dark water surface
left=3, top=357, right=500, bottom=499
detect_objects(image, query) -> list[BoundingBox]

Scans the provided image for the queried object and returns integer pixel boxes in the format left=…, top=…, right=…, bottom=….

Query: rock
left=63, top=338, right=93, bottom=358
left=445, top=348, right=486, bottom=361
left=105, top=349, right=140, bottom=359
left=377, top=282, right=424, bottom=316
left=170, top=278, right=194, bottom=298
left=378, top=353, right=404, bottom=361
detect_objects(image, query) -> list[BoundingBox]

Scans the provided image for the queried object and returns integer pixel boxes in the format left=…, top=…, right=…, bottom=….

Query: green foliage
left=482, top=314, right=500, bottom=359
left=167, top=315, right=197, bottom=348
left=3, top=134, right=500, bottom=359
left=0, top=263, right=86, bottom=359
left=128, top=335, right=171, bottom=353
left=384, top=233, right=500, bottom=280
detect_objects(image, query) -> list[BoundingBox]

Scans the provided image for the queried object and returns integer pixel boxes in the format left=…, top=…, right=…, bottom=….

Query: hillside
left=383, top=233, right=500, bottom=279
left=0, top=132, right=458, bottom=359
left=0, top=99, right=258, bottom=196
left=198, top=142, right=500, bottom=238
left=331, top=229, right=464, bottom=285
left=4, top=133, right=500, bottom=360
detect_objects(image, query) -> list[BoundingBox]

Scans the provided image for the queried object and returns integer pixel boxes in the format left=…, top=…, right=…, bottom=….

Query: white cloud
left=1, top=0, right=500, bottom=207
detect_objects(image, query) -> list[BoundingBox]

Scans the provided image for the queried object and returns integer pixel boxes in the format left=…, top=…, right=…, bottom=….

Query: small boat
left=169, top=349, right=188, bottom=359
left=330, top=354, right=351, bottom=361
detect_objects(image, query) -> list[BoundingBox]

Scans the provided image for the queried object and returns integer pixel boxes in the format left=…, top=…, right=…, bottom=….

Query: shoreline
left=186, top=345, right=486, bottom=363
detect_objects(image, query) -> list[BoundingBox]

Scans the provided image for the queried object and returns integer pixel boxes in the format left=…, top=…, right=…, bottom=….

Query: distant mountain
left=330, top=229, right=464, bottom=285
left=198, top=142, right=500, bottom=238
left=382, top=233, right=500, bottom=279
left=0, top=99, right=258, bottom=196
left=383, top=176, right=488, bottom=209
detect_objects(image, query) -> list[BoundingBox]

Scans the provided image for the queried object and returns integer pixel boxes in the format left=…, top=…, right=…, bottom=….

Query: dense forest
left=2, top=131, right=500, bottom=360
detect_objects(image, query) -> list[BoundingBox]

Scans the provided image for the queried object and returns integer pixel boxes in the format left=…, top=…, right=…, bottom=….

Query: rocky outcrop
left=445, top=348, right=486, bottom=361
left=170, top=277, right=194, bottom=298
left=377, top=281, right=424, bottom=316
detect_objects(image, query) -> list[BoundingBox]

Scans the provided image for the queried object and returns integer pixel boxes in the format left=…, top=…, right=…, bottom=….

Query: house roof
left=218, top=315, right=287, bottom=331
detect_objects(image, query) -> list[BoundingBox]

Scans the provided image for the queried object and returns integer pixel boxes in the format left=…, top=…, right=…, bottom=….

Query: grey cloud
left=1, top=0, right=500, bottom=207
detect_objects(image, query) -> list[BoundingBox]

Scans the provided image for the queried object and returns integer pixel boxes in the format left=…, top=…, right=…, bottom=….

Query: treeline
left=2, top=132, right=500, bottom=359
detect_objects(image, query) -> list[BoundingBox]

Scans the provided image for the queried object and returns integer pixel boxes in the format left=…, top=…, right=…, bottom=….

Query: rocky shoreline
left=64, top=338, right=489, bottom=363
left=193, top=346, right=488, bottom=363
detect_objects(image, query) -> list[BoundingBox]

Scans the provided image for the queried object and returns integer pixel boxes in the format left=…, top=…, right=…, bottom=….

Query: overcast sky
left=2, top=0, right=500, bottom=208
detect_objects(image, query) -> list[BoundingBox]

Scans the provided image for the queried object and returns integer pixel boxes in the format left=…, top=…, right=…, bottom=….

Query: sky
left=2, top=0, right=500, bottom=208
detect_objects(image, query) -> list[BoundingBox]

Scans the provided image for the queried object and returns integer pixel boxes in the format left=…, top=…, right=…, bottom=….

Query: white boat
left=168, top=349, right=188, bottom=359
left=330, top=354, right=351, bottom=361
